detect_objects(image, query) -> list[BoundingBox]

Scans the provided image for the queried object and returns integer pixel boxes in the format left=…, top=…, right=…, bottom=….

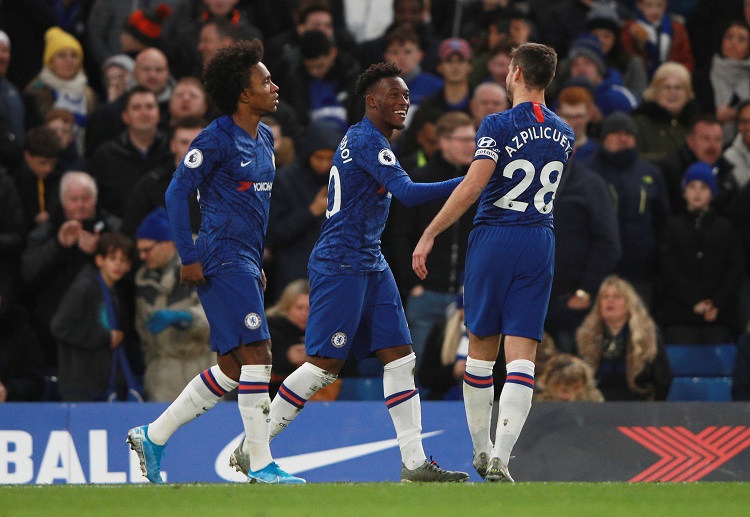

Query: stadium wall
left=1, top=401, right=749, bottom=484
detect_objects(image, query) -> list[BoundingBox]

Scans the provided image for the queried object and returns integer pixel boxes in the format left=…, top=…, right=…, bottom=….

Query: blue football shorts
left=305, top=266, right=412, bottom=361
left=463, top=224, right=554, bottom=341
left=196, top=270, right=270, bottom=355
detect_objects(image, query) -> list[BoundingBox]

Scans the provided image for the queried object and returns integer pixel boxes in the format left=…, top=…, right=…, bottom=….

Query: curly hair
left=354, top=62, right=402, bottom=97
left=536, top=353, right=604, bottom=402
left=202, top=39, right=264, bottom=116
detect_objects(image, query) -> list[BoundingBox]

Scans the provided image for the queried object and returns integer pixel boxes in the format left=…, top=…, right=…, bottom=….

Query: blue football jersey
left=166, top=116, right=275, bottom=277
left=473, top=102, right=574, bottom=228
left=309, top=117, right=409, bottom=275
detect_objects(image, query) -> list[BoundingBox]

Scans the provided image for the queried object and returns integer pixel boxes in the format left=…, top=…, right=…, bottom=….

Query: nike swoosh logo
left=215, top=431, right=443, bottom=481
left=241, top=160, right=252, bottom=167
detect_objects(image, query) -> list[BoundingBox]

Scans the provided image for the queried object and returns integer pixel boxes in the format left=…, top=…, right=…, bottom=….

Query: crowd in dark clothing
left=1, top=0, right=750, bottom=403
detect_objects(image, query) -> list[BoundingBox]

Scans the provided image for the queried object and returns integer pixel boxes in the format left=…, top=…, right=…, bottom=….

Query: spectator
left=469, top=42, right=513, bottom=90
left=576, top=274, right=672, bottom=401
left=658, top=162, right=744, bottom=344
left=632, top=62, right=699, bottom=163
left=0, top=30, right=26, bottom=153
left=0, top=168, right=26, bottom=305
left=11, top=126, right=64, bottom=230
left=120, top=4, right=173, bottom=58
left=556, top=85, right=599, bottom=161
left=658, top=116, right=738, bottom=215
left=51, top=231, right=135, bottom=401
left=44, top=108, right=89, bottom=173
left=585, top=1, right=648, bottom=100
left=122, top=116, right=205, bottom=237
left=21, top=171, right=121, bottom=366
left=90, top=85, right=168, bottom=218
left=534, top=353, right=604, bottom=402
left=3, top=0, right=56, bottom=92
left=24, top=27, right=97, bottom=155
left=262, top=115, right=296, bottom=168
left=265, top=119, right=343, bottom=301
left=100, top=54, right=135, bottom=103
left=396, top=107, right=440, bottom=171
left=725, top=100, right=750, bottom=188
left=134, top=208, right=213, bottom=401
left=197, top=16, right=243, bottom=75
left=167, top=77, right=210, bottom=125
left=693, top=20, right=750, bottom=144
left=686, top=0, right=745, bottom=69
left=583, top=111, right=670, bottom=307
left=566, top=34, right=638, bottom=118
left=469, top=82, right=509, bottom=129
left=621, top=0, right=694, bottom=78
left=0, top=278, right=46, bottom=402
left=545, top=158, right=621, bottom=354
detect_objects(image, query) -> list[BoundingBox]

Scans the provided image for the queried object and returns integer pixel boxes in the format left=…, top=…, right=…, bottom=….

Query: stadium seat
left=337, top=377, right=383, bottom=401
left=665, top=343, right=736, bottom=376
left=667, top=376, right=733, bottom=401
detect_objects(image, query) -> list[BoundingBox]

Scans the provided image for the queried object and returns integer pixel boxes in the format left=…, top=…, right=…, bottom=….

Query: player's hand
left=181, top=262, right=206, bottom=287
left=412, top=233, right=434, bottom=280
left=57, top=220, right=82, bottom=248
left=77, top=229, right=99, bottom=255
left=261, top=269, right=267, bottom=292
left=309, top=186, right=329, bottom=217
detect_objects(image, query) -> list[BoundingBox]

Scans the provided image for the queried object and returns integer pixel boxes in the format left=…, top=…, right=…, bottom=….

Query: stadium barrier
left=1, top=401, right=749, bottom=483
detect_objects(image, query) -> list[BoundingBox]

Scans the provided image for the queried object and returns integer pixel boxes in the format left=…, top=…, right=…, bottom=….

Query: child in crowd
left=535, top=353, right=604, bottom=402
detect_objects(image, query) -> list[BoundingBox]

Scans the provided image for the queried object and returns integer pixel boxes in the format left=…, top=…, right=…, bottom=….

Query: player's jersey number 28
left=494, top=159, right=563, bottom=214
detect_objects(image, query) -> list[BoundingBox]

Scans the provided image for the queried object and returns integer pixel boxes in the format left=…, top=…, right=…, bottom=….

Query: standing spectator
left=692, top=20, right=750, bottom=144
left=686, top=0, right=745, bottom=69
left=11, top=126, right=64, bottom=230
left=621, top=0, right=694, bottom=78
left=100, top=54, right=135, bottom=103
left=658, top=162, right=744, bottom=344
left=725, top=100, right=750, bottom=188
left=51, top=231, right=135, bottom=401
left=265, top=119, right=343, bottom=302
left=658, top=116, right=738, bottom=215
left=21, top=171, right=121, bottom=367
left=584, top=111, right=670, bottom=307
left=24, top=27, right=97, bottom=155
left=577, top=275, right=672, bottom=401
left=122, top=116, right=205, bottom=237
left=0, top=168, right=25, bottom=305
left=134, top=208, right=213, bottom=402
left=44, top=108, right=89, bottom=173
left=90, top=86, right=168, bottom=218
left=632, top=62, right=699, bottom=163
left=120, top=4, right=173, bottom=58
left=197, top=17, right=242, bottom=75
left=0, top=30, right=26, bottom=153
left=556, top=85, right=599, bottom=161
left=469, top=82, right=509, bottom=130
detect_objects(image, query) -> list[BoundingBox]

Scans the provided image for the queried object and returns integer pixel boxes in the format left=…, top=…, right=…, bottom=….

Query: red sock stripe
left=505, top=372, right=535, bottom=389
left=200, top=369, right=228, bottom=397
left=463, top=372, right=494, bottom=389
left=385, top=389, right=418, bottom=409
left=238, top=381, right=269, bottom=393
left=278, top=384, right=306, bottom=409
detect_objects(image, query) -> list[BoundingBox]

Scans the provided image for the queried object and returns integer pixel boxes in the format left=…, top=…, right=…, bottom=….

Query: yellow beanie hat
left=43, top=27, right=83, bottom=66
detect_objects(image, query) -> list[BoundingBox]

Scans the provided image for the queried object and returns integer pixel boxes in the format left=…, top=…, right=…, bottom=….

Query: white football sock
left=383, top=352, right=426, bottom=470
left=238, top=364, right=274, bottom=471
left=463, top=357, right=495, bottom=456
left=492, top=359, right=535, bottom=466
left=148, top=365, right=237, bottom=445
left=269, top=362, right=337, bottom=439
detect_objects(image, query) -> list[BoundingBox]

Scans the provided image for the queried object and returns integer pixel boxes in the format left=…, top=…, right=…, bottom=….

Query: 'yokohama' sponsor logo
left=619, top=426, right=750, bottom=482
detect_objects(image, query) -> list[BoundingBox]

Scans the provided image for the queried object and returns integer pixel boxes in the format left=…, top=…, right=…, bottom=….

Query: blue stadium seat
left=337, top=377, right=383, bottom=401
left=666, top=343, right=736, bottom=376
left=667, top=376, right=733, bottom=401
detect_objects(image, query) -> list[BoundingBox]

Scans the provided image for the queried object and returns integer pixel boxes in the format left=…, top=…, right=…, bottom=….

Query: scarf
left=37, top=66, right=90, bottom=122
left=636, top=12, right=672, bottom=77
left=710, top=54, right=750, bottom=142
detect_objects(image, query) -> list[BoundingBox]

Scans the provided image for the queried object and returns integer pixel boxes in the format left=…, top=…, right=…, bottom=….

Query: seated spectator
left=725, top=100, right=750, bottom=188
left=556, top=85, right=599, bottom=161
left=469, top=82, right=508, bottom=129
left=44, top=108, right=89, bottom=173
left=658, top=162, right=744, bottom=344
left=0, top=278, right=46, bottom=402
left=51, top=231, right=135, bottom=401
left=692, top=20, right=750, bottom=144
left=732, top=331, right=750, bottom=400
left=576, top=274, right=672, bottom=401
left=134, top=208, right=213, bottom=402
left=534, top=353, right=604, bottom=402
left=11, top=126, right=64, bottom=230
left=21, top=171, right=121, bottom=367
left=24, top=27, right=97, bottom=156
left=583, top=111, right=670, bottom=307
left=101, top=54, right=135, bottom=103
left=632, top=62, right=699, bottom=163
left=90, top=86, right=168, bottom=218
left=167, top=77, right=210, bottom=126
left=621, top=0, right=693, bottom=78
left=658, top=116, right=738, bottom=215
left=469, top=41, right=513, bottom=89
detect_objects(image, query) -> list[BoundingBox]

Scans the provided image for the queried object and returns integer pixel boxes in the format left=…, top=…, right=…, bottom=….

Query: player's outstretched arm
left=386, top=174, right=463, bottom=208
left=412, top=159, right=494, bottom=280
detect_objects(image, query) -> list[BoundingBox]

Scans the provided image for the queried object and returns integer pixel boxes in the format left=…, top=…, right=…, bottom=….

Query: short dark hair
left=202, top=16, right=242, bottom=41
left=171, top=116, right=207, bottom=133
left=25, top=126, right=63, bottom=157
left=435, top=111, right=473, bottom=138
left=203, top=39, right=264, bottom=116
left=385, top=27, right=421, bottom=49
left=96, top=231, right=135, bottom=262
left=122, top=85, right=157, bottom=112
left=299, top=29, right=333, bottom=60
left=355, top=62, right=402, bottom=96
left=295, top=0, right=332, bottom=25
left=510, top=42, right=557, bottom=90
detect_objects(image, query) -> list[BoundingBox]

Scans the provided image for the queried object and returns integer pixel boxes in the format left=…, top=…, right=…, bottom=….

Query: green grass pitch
left=1, top=482, right=748, bottom=517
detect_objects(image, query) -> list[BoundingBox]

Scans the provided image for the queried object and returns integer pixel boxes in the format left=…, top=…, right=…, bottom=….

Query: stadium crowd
left=1, top=0, right=750, bottom=404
